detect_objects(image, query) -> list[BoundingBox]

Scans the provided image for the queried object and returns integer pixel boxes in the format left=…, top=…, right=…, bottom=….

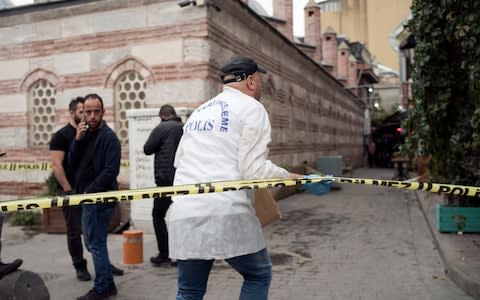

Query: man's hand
left=76, top=120, right=88, bottom=140
left=288, top=172, right=304, bottom=179
left=50, top=150, right=72, bottom=192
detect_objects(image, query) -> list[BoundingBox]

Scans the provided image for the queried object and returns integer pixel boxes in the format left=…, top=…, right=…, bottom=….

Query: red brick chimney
left=337, top=40, right=349, bottom=80
left=304, top=0, right=322, bottom=64
left=347, top=54, right=357, bottom=87
left=322, top=26, right=338, bottom=77
left=273, top=0, right=293, bottom=40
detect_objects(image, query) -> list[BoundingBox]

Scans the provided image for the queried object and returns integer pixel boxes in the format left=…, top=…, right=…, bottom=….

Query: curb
left=414, top=190, right=480, bottom=300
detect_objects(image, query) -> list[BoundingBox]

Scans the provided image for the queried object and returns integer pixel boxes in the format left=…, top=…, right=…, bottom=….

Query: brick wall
left=210, top=1, right=364, bottom=167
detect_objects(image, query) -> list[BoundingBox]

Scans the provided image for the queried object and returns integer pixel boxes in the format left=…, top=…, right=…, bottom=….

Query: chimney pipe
left=304, top=1, right=322, bottom=64
left=322, top=27, right=338, bottom=77
left=273, top=0, right=293, bottom=40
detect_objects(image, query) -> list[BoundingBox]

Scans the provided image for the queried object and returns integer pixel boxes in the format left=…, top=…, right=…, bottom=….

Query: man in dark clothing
left=0, top=154, right=22, bottom=280
left=144, top=104, right=183, bottom=266
left=0, top=212, right=23, bottom=280
left=0, top=155, right=22, bottom=279
left=49, top=97, right=91, bottom=281
left=70, top=94, right=121, bottom=300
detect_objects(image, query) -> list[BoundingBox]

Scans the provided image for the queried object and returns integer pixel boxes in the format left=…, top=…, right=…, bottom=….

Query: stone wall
left=0, top=0, right=364, bottom=201
left=0, top=0, right=210, bottom=198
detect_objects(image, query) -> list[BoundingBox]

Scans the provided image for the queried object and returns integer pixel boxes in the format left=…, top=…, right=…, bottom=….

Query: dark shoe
left=77, top=286, right=117, bottom=300
left=150, top=255, right=173, bottom=266
left=0, top=259, right=23, bottom=280
left=110, top=264, right=124, bottom=276
left=76, top=267, right=92, bottom=281
left=74, top=259, right=92, bottom=281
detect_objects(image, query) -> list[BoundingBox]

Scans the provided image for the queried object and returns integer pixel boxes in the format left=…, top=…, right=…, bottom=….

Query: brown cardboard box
left=253, top=188, right=281, bottom=227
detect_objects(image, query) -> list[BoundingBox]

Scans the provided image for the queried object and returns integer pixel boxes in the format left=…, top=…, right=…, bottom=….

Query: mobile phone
left=83, top=115, right=89, bottom=129
left=80, top=115, right=88, bottom=139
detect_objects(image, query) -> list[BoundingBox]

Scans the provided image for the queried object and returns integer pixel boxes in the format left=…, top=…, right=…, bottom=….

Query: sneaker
left=76, top=267, right=92, bottom=281
left=150, top=255, right=173, bottom=266
left=77, top=286, right=117, bottom=300
left=0, top=259, right=23, bottom=280
left=110, top=264, right=124, bottom=276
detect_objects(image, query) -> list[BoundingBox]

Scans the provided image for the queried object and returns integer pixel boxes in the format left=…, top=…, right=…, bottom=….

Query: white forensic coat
left=166, top=86, right=289, bottom=260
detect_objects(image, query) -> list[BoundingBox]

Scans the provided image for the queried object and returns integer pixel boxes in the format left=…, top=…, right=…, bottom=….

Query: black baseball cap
left=220, top=56, right=267, bottom=84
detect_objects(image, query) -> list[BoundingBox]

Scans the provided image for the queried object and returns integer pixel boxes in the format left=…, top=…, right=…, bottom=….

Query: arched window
left=114, top=71, right=146, bottom=144
left=28, top=79, right=56, bottom=146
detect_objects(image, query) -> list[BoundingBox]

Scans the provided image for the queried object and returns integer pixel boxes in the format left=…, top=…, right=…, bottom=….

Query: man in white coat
left=166, top=56, right=303, bottom=300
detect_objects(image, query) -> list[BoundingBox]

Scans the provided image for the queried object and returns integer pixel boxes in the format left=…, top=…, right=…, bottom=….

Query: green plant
left=7, top=172, right=56, bottom=226
left=370, top=92, right=388, bottom=128
left=452, top=214, right=466, bottom=233
left=401, top=0, right=480, bottom=205
left=44, top=172, right=57, bottom=197
left=7, top=210, right=42, bottom=226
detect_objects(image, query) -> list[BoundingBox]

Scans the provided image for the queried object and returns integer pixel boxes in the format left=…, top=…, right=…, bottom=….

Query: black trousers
left=152, top=197, right=172, bottom=258
left=62, top=206, right=85, bottom=267
left=0, top=212, right=4, bottom=258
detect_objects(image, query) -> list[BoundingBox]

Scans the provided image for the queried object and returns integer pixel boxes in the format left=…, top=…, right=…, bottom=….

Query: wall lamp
left=178, top=0, right=196, bottom=7
left=178, top=0, right=220, bottom=11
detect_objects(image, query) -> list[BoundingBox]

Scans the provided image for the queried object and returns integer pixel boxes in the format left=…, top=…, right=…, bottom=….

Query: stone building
left=0, top=0, right=368, bottom=201
left=318, top=0, right=412, bottom=72
left=318, top=0, right=413, bottom=115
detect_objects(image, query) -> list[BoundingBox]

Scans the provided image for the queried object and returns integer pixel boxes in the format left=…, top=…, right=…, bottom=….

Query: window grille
left=28, top=79, right=56, bottom=146
left=114, top=71, right=146, bottom=144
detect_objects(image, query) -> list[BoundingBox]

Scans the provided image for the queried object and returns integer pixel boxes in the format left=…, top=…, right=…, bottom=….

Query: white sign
left=127, top=109, right=158, bottom=232
left=127, top=107, right=193, bottom=232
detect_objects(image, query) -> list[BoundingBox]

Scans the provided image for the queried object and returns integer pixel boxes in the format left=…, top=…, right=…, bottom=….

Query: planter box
left=42, top=205, right=122, bottom=234
left=436, top=204, right=480, bottom=233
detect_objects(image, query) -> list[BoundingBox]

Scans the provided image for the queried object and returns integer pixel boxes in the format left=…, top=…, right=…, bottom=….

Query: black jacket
left=69, top=122, right=121, bottom=193
left=144, top=117, right=183, bottom=186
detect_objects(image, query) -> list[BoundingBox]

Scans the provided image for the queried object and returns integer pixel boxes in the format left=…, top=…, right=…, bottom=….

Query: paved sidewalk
left=416, top=190, right=480, bottom=299
left=1, top=167, right=479, bottom=299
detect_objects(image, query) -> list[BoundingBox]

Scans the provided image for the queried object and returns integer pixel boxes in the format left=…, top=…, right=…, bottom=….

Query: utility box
left=315, top=156, right=343, bottom=189
left=316, top=156, right=343, bottom=176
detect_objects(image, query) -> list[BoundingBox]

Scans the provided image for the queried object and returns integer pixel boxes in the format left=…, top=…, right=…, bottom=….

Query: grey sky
left=255, top=0, right=311, bottom=36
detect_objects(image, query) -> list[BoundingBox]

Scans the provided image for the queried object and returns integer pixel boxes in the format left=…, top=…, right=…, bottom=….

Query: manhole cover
left=40, top=272, right=63, bottom=282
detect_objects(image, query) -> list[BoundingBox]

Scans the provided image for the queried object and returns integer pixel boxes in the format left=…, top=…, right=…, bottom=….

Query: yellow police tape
left=0, top=161, right=130, bottom=171
left=1, top=176, right=480, bottom=212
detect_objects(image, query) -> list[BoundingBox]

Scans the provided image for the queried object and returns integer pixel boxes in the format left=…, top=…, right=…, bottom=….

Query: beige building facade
left=0, top=0, right=365, bottom=201
left=320, top=0, right=412, bottom=72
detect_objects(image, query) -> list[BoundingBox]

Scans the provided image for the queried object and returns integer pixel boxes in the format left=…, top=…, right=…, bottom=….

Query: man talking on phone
left=69, top=93, right=121, bottom=300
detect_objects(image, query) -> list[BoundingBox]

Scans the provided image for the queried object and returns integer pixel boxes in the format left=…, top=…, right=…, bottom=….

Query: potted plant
left=414, top=155, right=430, bottom=183
left=401, top=0, right=480, bottom=232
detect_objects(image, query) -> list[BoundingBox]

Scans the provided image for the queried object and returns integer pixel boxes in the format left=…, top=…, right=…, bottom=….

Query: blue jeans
left=82, top=204, right=115, bottom=293
left=176, top=248, right=272, bottom=300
